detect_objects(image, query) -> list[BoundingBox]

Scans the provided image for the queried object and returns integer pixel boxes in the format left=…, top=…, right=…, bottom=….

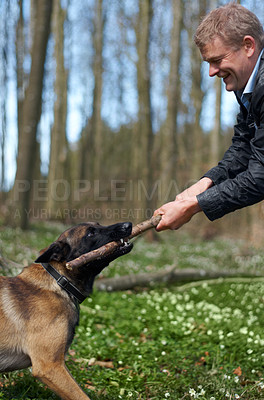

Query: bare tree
left=159, top=0, right=183, bottom=203
left=47, top=0, right=69, bottom=216
left=186, top=0, right=207, bottom=180
left=79, top=0, right=104, bottom=182
left=133, top=0, right=154, bottom=215
left=16, top=0, right=25, bottom=141
left=13, top=0, right=53, bottom=229
left=92, top=0, right=104, bottom=180
left=0, top=1, right=11, bottom=191
left=209, top=77, right=222, bottom=167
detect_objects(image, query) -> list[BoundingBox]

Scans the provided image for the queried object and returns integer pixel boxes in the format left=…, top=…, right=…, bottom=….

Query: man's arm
left=198, top=87, right=264, bottom=221
left=154, top=177, right=213, bottom=231
left=202, top=110, right=254, bottom=185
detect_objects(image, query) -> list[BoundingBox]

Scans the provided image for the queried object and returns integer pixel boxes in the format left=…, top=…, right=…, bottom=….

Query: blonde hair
left=194, top=2, right=264, bottom=51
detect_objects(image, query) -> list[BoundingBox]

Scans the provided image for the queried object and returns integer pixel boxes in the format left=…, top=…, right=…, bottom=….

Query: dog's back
left=0, top=275, right=32, bottom=372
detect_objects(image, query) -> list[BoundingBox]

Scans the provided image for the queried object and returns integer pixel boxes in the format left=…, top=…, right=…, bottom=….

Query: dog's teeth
left=120, top=238, right=124, bottom=244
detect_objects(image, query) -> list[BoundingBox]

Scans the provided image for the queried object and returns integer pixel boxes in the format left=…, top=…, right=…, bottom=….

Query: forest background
left=0, top=0, right=264, bottom=244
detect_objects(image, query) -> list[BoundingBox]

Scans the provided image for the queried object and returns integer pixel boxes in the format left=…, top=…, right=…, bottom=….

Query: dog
left=0, top=221, right=133, bottom=400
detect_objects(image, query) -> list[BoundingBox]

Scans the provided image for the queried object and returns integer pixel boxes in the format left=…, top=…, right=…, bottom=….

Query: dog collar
left=41, top=263, right=86, bottom=304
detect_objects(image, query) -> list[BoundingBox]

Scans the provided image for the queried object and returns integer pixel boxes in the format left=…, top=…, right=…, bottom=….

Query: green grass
left=0, top=222, right=264, bottom=399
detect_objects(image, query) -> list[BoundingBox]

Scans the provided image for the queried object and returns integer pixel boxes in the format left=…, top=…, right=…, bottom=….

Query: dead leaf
left=88, top=358, right=114, bottom=368
left=85, top=384, right=96, bottom=391
left=233, top=366, right=242, bottom=376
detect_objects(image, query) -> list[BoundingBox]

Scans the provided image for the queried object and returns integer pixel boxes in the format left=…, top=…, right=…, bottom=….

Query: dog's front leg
left=32, top=361, right=91, bottom=400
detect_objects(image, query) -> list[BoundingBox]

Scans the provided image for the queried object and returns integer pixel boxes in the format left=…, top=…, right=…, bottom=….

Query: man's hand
left=154, top=177, right=213, bottom=231
left=154, top=197, right=201, bottom=231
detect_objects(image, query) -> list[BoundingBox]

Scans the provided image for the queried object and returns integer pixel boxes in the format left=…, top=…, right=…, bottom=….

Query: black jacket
left=197, top=51, right=264, bottom=221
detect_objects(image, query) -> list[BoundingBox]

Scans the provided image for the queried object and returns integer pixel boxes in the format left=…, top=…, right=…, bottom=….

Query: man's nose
left=209, top=63, right=220, bottom=77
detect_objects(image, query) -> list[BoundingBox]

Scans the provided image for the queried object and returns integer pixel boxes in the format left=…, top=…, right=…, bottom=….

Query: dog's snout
left=109, top=221, right=132, bottom=240
left=122, top=222, right=132, bottom=233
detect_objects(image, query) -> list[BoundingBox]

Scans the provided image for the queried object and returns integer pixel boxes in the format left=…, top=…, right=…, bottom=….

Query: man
left=155, top=3, right=264, bottom=232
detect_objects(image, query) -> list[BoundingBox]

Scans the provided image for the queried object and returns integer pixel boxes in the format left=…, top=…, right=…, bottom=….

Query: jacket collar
left=254, top=48, right=264, bottom=87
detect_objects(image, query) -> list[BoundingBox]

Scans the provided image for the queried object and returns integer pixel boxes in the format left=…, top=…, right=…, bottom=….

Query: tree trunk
left=209, top=77, right=222, bottom=167
left=79, top=0, right=104, bottom=182
left=13, top=0, right=53, bottom=229
left=159, top=0, right=182, bottom=203
left=16, top=0, right=25, bottom=141
left=134, top=0, right=154, bottom=216
left=47, top=0, right=69, bottom=217
left=93, top=0, right=104, bottom=180
left=0, top=1, right=10, bottom=191
left=187, top=0, right=206, bottom=180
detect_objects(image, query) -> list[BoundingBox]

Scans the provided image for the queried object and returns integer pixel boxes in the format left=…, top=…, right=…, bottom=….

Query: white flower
left=235, top=394, right=240, bottom=399
left=258, top=381, right=264, bottom=389
left=189, top=388, right=196, bottom=397
left=165, top=393, right=170, bottom=398
left=239, top=327, right=248, bottom=334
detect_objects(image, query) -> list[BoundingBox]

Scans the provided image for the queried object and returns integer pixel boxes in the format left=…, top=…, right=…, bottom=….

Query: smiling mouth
left=221, top=73, right=230, bottom=81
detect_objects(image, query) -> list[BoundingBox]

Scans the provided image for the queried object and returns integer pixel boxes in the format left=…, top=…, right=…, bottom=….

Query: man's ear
left=243, top=35, right=256, bottom=57
left=35, top=241, right=71, bottom=263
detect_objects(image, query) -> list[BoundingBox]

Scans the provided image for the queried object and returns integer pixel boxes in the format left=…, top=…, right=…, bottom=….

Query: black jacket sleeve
left=197, top=83, right=264, bottom=221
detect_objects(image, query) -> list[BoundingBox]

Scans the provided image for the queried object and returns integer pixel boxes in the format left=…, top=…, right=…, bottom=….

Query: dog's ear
left=38, top=247, right=49, bottom=256
left=35, top=241, right=71, bottom=263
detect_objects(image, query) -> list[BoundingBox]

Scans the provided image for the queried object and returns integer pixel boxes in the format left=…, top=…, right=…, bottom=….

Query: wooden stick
left=66, top=214, right=162, bottom=270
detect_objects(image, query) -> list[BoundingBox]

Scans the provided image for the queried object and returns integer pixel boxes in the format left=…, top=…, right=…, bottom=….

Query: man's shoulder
left=251, top=56, right=264, bottom=124
left=255, top=52, right=264, bottom=87
left=252, top=54, right=264, bottom=107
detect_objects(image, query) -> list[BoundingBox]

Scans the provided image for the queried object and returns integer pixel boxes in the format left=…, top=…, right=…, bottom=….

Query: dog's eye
left=86, top=227, right=96, bottom=237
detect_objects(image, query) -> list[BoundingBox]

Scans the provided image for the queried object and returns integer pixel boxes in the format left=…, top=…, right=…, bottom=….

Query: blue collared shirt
left=236, top=48, right=264, bottom=111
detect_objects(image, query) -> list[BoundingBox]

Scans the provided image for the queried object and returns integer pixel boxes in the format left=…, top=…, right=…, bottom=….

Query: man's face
left=201, top=36, right=256, bottom=92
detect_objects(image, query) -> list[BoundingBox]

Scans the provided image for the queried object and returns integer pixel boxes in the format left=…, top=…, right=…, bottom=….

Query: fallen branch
left=0, top=251, right=22, bottom=275
left=94, top=266, right=263, bottom=292
left=66, top=214, right=162, bottom=270
left=174, top=276, right=264, bottom=292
